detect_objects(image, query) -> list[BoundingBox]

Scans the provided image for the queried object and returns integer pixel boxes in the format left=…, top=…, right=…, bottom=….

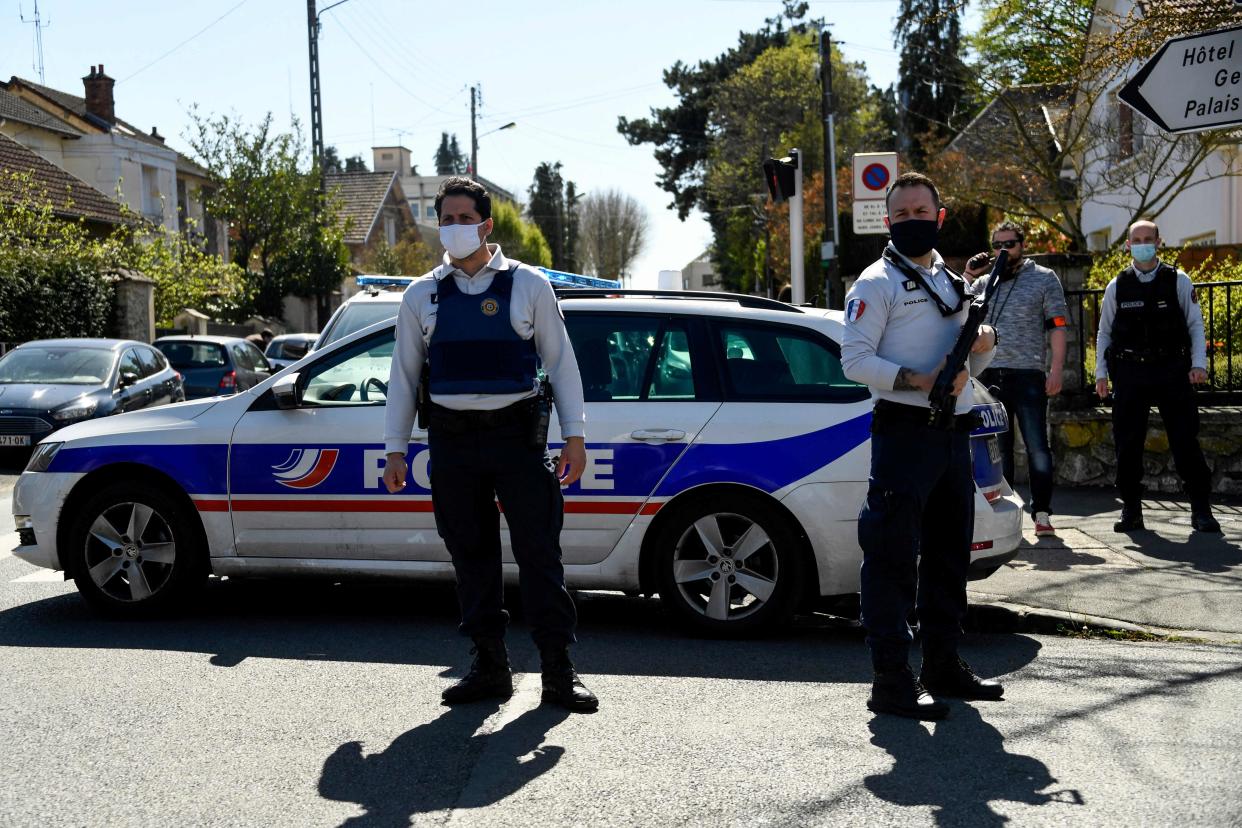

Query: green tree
left=490, top=200, right=552, bottom=268
left=968, top=0, right=1093, bottom=88
left=187, top=110, right=351, bottom=323
left=527, top=161, right=579, bottom=271
left=363, top=228, right=439, bottom=276
left=434, top=132, right=467, bottom=175
left=894, top=0, right=977, bottom=169
left=344, top=154, right=369, bottom=173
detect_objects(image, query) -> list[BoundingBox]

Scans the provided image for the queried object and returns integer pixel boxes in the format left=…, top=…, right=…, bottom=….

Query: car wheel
left=66, top=483, right=207, bottom=618
left=655, top=493, right=805, bottom=635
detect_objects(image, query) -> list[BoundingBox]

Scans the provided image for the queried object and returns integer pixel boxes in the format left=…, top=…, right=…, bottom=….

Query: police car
left=11, top=288, right=1023, bottom=634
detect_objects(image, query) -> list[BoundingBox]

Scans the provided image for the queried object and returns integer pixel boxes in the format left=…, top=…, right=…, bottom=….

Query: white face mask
left=439, top=222, right=484, bottom=259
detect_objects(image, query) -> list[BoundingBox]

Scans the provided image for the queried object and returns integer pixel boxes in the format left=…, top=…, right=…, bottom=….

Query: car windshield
left=319, top=302, right=400, bottom=347
left=156, top=341, right=227, bottom=369
left=0, top=347, right=115, bottom=384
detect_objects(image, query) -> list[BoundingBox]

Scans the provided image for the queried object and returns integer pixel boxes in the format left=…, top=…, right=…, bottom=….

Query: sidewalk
left=969, top=486, right=1242, bottom=641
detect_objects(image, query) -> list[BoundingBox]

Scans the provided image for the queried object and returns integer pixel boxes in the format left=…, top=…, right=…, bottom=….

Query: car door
left=227, top=327, right=442, bottom=561
left=135, top=346, right=172, bottom=407
left=229, top=343, right=257, bottom=390
left=115, top=349, right=149, bottom=412
left=554, top=312, right=721, bottom=565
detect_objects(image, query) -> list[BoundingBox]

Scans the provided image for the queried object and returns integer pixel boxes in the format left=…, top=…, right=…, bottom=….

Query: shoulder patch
left=1191, top=286, right=1199, bottom=304
left=846, top=298, right=866, bottom=323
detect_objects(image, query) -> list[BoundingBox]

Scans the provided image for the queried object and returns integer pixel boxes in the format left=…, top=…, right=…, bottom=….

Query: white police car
left=11, top=289, right=1023, bottom=634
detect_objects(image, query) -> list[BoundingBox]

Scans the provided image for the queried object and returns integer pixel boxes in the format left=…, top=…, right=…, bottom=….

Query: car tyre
left=66, top=482, right=207, bottom=618
left=654, top=492, right=805, bottom=636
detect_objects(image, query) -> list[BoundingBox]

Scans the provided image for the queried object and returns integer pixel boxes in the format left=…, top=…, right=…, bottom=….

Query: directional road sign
left=1119, top=24, right=1242, bottom=134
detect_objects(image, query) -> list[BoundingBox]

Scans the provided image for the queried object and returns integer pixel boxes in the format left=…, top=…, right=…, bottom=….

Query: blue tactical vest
left=427, top=265, right=539, bottom=395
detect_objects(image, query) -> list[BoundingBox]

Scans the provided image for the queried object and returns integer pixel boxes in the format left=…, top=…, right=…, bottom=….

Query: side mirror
left=119, top=371, right=139, bottom=388
left=272, top=372, right=303, bottom=410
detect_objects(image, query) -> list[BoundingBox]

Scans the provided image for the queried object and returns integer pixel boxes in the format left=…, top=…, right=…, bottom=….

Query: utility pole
left=307, top=0, right=324, bottom=168
left=470, top=85, right=479, bottom=178
left=820, top=27, right=842, bottom=309
left=790, top=148, right=805, bottom=305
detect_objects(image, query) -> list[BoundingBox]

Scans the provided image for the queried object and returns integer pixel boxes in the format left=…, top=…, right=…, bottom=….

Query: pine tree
left=893, top=0, right=976, bottom=168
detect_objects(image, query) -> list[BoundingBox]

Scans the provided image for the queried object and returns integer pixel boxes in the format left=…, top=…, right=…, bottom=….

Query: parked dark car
left=153, top=335, right=273, bottom=399
left=0, top=338, right=185, bottom=449
left=264, top=333, right=317, bottom=371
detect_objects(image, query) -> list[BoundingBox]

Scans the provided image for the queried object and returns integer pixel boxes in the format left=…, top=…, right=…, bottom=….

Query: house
left=1077, top=0, right=1242, bottom=250
left=0, top=130, right=129, bottom=231
left=1, top=66, right=227, bottom=257
left=369, top=145, right=518, bottom=228
left=682, top=250, right=722, bottom=291
left=323, top=169, right=417, bottom=274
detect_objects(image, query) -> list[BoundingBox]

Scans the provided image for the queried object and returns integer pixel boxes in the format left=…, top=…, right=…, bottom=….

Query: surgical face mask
left=1130, top=242, right=1158, bottom=263
left=439, top=222, right=484, bottom=259
left=888, top=218, right=939, bottom=258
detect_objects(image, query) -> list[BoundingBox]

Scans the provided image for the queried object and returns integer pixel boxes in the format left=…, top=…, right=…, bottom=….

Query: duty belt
left=426, top=399, right=536, bottom=433
left=872, top=399, right=981, bottom=433
left=1107, top=346, right=1189, bottom=365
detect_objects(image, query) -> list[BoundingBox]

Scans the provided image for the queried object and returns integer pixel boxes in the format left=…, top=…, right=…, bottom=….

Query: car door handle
left=630, top=429, right=686, bottom=443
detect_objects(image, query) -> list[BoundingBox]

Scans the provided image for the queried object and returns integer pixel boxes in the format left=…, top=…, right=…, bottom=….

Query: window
left=1182, top=232, right=1216, bottom=247
left=141, top=164, right=162, bottom=219
left=564, top=314, right=696, bottom=402
left=118, top=349, right=144, bottom=383
left=714, top=322, right=867, bottom=402
left=425, top=205, right=436, bottom=219
left=301, top=330, right=395, bottom=406
left=156, top=341, right=225, bottom=369
left=243, top=343, right=271, bottom=372
left=230, top=345, right=254, bottom=371
left=385, top=214, right=398, bottom=246
left=1087, top=229, right=1112, bottom=253
left=134, top=347, right=163, bottom=378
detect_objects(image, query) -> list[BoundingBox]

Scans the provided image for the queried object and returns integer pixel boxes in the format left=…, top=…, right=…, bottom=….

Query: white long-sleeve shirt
left=841, top=244, right=994, bottom=413
left=382, top=244, right=586, bottom=455
left=1094, top=259, right=1207, bottom=380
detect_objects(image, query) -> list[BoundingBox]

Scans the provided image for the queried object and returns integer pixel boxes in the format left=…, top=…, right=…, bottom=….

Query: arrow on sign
left=1119, top=23, right=1242, bottom=134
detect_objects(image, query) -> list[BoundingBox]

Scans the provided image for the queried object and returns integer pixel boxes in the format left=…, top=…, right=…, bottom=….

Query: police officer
left=381, top=177, right=598, bottom=712
left=842, top=171, right=1004, bottom=720
left=1095, top=220, right=1220, bottom=534
left=963, top=221, right=1069, bottom=538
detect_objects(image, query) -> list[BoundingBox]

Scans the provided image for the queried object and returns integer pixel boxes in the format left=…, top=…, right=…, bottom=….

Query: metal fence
left=1065, top=280, right=1242, bottom=404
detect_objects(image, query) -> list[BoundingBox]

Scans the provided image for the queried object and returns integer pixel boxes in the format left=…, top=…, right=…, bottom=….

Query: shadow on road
left=319, top=700, right=569, bottom=827
left=1119, top=532, right=1242, bottom=574
left=861, top=705, right=1082, bottom=826
left=0, top=579, right=1042, bottom=682
left=1014, top=538, right=1109, bottom=572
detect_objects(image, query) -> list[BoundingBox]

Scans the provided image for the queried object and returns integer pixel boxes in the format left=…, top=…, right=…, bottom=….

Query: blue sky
left=0, top=0, right=952, bottom=283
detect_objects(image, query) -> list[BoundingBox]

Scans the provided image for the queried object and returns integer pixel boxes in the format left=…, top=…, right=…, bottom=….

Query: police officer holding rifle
left=842, top=172, right=1004, bottom=720
left=382, top=177, right=598, bottom=712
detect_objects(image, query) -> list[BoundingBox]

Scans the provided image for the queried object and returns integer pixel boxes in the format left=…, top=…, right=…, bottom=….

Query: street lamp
left=471, top=121, right=515, bottom=178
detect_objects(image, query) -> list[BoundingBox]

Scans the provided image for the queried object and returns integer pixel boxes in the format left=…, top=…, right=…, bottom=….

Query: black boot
left=539, top=646, right=599, bottom=712
left=867, top=665, right=949, bottom=720
left=920, top=652, right=1004, bottom=701
left=1114, top=504, right=1145, bottom=532
left=441, top=638, right=513, bottom=704
left=1191, top=504, right=1221, bottom=533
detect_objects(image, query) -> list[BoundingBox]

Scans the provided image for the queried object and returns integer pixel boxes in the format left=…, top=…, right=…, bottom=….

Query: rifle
left=927, top=249, right=1008, bottom=429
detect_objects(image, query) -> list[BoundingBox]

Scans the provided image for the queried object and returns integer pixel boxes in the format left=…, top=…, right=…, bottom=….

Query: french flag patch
left=846, top=298, right=866, bottom=323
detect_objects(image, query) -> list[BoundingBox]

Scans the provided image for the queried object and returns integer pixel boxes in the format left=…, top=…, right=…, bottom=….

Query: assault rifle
left=927, top=249, right=1008, bottom=429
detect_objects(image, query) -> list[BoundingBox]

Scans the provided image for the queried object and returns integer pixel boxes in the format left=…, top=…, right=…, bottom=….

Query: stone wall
left=1049, top=406, right=1242, bottom=497
left=109, top=269, right=155, bottom=343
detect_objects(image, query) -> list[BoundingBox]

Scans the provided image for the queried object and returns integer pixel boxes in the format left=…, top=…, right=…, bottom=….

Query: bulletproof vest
left=428, top=266, right=539, bottom=395
left=1109, top=264, right=1191, bottom=360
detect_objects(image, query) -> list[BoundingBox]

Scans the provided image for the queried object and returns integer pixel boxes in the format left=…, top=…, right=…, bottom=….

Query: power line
left=331, top=16, right=461, bottom=117
left=119, top=0, right=251, bottom=84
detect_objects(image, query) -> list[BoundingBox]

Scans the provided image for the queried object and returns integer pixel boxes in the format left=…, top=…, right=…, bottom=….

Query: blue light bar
left=538, top=267, right=621, bottom=289
left=356, top=275, right=415, bottom=288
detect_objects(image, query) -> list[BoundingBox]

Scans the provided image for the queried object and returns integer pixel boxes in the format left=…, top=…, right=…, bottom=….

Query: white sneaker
left=1034, top=512, right=1055, bottom=537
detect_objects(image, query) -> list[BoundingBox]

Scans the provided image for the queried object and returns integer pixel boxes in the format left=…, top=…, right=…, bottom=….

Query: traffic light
left=762, top=150, right=799, bottom=202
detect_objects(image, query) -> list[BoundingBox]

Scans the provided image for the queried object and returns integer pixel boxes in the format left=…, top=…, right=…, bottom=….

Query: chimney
left=150, top=126, right=164, bottom=143
left=82, top=64, right=116, bottom=125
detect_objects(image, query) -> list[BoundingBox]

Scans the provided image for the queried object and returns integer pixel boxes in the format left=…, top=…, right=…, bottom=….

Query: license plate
left=986, top=437, right=1001, bottom=465
left=0, top=435, right=31, bottom=447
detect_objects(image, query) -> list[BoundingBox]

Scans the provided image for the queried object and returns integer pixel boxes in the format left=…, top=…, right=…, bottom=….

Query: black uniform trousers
left=1110, top=361, right=1211, bottom=509
left=858, top=407, right=974, bottom=670
left=427, top=419, right=577, bottom=648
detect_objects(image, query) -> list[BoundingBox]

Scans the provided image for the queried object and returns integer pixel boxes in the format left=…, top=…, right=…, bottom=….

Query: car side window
left=714, top=322, right=868, bottom=402
left=244, top=342, right=271, bottom=372
left=564, top=314, right=661, bottom=402
left=230, top=344, right=253, bottom=371
left=301, top=329, right=395, bottom=407
left=134, top=347, right=162, bottom=378
left=647, top=324, right=695, bottom=400
left=117, top=349, right=143, bottom=384
left=280, top=339, right=310, bottom=360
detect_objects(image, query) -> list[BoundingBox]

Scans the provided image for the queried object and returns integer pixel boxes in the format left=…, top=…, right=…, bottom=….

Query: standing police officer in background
left=1095, top=220, right=1220, bottom=534
left=382, top=176, right=598, bottom=711
left=963, top=220, right=1069, bottom=538
left=842, top=171, right=1003, bottom=720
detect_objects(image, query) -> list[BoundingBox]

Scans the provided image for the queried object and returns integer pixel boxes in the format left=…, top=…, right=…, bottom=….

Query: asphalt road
left=0, top=542, right=1239, bottom=827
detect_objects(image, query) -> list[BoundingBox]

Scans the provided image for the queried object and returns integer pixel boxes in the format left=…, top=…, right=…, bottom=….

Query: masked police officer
left=842, top=172, right=1003, bottom=720
left=382, top=177, right=598, bottom=712
left=1095, top=220, right=1220, bottom=535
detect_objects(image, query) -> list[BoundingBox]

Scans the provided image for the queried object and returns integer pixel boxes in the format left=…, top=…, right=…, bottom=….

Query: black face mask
left=888, top=218, right=939, bottom=258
